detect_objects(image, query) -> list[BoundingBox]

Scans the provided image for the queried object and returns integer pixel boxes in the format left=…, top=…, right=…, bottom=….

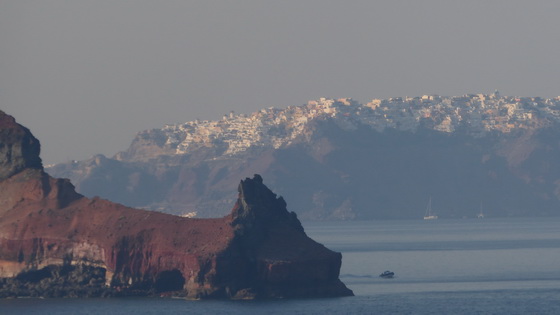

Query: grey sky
left=2, top=1, right=560, bottom=164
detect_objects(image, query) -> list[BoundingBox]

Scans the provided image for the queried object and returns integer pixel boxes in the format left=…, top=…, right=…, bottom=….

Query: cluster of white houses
left=159, top=93, right=560, bottom=156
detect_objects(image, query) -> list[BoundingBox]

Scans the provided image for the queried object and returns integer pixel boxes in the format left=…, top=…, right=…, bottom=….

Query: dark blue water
left=2, top=217, right=560, bottom=314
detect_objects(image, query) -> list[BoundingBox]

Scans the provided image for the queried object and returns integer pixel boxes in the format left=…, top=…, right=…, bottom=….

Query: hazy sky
left=2, top=1, right=560, bottom=164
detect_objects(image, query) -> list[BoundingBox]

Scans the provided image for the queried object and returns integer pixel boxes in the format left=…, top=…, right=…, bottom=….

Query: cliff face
left=0, top=111, right=352, bottom=299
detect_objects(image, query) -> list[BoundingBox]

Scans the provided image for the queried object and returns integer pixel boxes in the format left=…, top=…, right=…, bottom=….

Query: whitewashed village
left=142, top=92, right=560, bottom=158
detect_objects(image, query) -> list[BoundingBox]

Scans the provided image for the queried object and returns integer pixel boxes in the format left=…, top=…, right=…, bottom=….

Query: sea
left=1, top=217, right=560, bottom=314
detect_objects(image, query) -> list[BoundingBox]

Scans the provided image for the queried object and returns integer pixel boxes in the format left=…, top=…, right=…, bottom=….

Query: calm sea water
left=2, top=217, right=560, bottom=314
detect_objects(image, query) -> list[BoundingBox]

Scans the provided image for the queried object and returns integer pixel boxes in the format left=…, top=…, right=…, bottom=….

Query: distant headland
left=48, top=94, right=560, bottom=220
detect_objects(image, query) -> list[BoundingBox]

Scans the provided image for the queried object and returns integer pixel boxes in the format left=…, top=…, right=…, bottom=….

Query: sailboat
left=477, top=202, right=484, bottom=219
left=424, top=197, right=438, bottom=220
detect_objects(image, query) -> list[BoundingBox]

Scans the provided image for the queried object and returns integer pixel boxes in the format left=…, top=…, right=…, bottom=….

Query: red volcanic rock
left=0, top=111, right=352, bottom=299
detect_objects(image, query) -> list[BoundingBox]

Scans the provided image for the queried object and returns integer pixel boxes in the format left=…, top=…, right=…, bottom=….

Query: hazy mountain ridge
left=47, top=93, right=560, bottom=219
left=114, top=92, right=558, bottom=163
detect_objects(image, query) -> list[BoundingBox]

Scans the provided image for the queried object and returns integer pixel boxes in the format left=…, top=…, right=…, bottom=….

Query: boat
left=477, top=202, right=484, bottom=219
left=379, top=270, right=395, bottom=278
left=423, top=197, right=438, bottom=220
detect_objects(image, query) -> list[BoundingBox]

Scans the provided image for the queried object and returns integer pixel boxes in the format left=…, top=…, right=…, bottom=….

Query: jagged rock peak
left=232, top=174, right=303, bottom=233
left=0, top=110, right=42, bottom=180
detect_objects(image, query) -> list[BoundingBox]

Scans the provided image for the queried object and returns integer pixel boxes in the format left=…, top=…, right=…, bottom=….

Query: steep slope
left=0, top=111, right=352, bottom=298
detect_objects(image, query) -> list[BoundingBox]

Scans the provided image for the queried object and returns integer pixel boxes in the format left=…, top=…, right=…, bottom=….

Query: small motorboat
left=379, top=270, right=395, bottom=278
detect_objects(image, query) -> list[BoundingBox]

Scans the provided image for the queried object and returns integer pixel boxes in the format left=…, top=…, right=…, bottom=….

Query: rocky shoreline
left=0, top=264, right=111, bottom=298
left=0, top=110, right=353, bottom=299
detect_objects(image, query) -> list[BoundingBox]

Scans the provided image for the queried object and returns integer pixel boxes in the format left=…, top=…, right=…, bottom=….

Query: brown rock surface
left=0, top=111, right=352, bottom=299
left=0, top=111, right=42, bottom=181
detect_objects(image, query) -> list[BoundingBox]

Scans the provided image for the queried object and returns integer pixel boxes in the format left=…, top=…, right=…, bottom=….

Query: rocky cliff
left=0, top=111, right=352, bottom=299
left=0, top=112, right=42, bottom=180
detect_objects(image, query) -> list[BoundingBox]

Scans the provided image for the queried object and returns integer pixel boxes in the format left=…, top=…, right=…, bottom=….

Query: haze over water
left=309, top=218, right=560, bottom=297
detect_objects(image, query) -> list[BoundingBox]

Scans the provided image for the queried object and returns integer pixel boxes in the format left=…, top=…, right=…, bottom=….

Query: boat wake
left=340, top=274, right=375, bottom=279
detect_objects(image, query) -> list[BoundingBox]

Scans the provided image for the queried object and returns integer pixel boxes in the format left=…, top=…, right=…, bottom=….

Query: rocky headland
left=0, top=111, right=352, bottom=299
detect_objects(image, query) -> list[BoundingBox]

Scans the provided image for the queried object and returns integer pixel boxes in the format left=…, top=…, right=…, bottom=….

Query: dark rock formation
left=0, top=111, right=42, bottom=181
left=0, top=111, right=352, bottom=299
left=0, top=264, right=111, bottom=298
left=227, top=174, right=350, bottom=298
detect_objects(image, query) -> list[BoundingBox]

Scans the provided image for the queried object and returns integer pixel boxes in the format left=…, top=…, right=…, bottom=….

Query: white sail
left=477, top=202, right=484, bottom=219
left=424, top=197, right=438, bottom=220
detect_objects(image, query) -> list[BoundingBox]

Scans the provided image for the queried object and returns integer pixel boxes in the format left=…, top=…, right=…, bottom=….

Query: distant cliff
left=0, top=110, right=352, bottom=299
left=48, top=94, right=560, bottom=219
